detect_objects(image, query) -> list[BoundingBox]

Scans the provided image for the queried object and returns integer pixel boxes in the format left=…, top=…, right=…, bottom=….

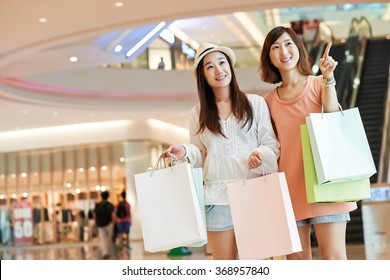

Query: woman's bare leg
left=207, top=229, right=237, bottom=260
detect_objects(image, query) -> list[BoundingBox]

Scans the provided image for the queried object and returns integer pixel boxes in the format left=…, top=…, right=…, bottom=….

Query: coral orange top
left=264, top=75, right=357, bottom=220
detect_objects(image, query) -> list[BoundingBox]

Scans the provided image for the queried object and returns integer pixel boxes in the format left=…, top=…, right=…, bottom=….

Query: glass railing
left=348, top=16, right=373, bottom=109
left=377, top=74, right=390, bottom=183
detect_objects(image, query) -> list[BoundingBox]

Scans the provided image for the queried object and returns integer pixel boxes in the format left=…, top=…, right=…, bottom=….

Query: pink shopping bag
left=227, top=173, right=302, bottom=259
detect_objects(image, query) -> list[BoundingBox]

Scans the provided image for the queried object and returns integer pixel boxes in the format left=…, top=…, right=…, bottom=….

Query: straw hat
left=193, top=42, right=236, bottom=71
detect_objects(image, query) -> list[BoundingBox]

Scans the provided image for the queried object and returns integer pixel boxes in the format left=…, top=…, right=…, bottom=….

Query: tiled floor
left=0, top=239, right=366, bottom=260
left=0, top=239, right=210, bottom=260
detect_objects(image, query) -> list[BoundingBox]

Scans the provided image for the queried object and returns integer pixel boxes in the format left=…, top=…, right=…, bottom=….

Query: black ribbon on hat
left=197, top=47, right=214, bottom=58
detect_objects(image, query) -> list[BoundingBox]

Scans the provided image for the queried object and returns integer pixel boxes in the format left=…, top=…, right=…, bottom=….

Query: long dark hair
left=195, top=54, right=253, bottom=137
left=259, top=26, right=313, bottom=83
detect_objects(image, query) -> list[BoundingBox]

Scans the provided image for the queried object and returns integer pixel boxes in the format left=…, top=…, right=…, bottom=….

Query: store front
left=0, top=140, right=166, bottom=247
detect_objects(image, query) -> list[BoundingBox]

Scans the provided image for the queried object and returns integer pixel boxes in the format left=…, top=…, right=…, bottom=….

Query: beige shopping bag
left=227, top=173, right=302, bottom=260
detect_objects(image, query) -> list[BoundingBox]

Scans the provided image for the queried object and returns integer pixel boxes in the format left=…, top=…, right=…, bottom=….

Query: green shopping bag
left=300, top=124, right=371, bottom=203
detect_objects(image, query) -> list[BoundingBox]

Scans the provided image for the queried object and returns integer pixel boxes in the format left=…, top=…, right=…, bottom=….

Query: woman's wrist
left=323, top=75, right=336, bottom=88
left=181, top=144, right=188, bottom=159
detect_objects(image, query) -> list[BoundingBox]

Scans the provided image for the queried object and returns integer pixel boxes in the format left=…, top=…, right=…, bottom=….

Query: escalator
left=345, top=36, right=390, bottom=245
left=354, top=37, right=390, bottom=184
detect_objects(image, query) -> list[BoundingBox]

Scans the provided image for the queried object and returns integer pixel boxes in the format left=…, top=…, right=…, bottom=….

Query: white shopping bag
left=134, top=162, right=207, bottom=252
left=227, top=172, right=302, bottom=260
left=188, top=167, right=207, bottom=247
left=306, top=107, right=377, bottom=184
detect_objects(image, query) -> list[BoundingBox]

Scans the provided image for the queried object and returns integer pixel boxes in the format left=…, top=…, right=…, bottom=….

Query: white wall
left=0, top=119, right=190, bottom=153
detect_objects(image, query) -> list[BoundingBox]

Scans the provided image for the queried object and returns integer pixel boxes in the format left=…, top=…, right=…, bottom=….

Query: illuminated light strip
left=272, top=9, right=281, bottom=27
left=384, top=4, right=390, bottom=20
left=160, top=29, right=175, bottom=44
left=233, top=12, right=265, bottom=48
left=105, top=29, right=133, bottom=51
left=0, top=76, right=197, bottom=100
left=0, top=119, right=190, bottom=147
left=125, top=21, right=166, bottom=58
left=218, top=15, right=259, bottom=59
left=168, top=24, right=199, bottom=50
left=148, top=119, right=188, bottom=138
left=264, top=9, right=281, bottom=29
left=0, top=120, right=131, bottom=140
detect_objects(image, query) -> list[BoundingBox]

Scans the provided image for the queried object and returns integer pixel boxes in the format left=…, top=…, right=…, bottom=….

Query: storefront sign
left=12, top=200, right=34, bottom=245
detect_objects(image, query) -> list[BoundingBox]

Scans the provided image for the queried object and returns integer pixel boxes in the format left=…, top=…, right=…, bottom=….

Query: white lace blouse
left=184, top=94, right=280, bottom=205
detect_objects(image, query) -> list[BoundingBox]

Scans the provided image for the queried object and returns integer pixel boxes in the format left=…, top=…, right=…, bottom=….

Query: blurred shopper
left=94, top=191, right=115, bottom=259
left=157, top=57, right=165, bottom=70
left=115, top=191, right=131, bottom=250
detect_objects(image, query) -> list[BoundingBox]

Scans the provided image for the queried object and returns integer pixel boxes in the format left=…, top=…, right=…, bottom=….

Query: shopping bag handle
left=238, top=165, right=270, bottom=187
left=321, top=103, right=344, bottom=118
left=154, top=154, right=167, bottom=169
left=148, top=155, right=176, bottom=177
left=164, top=153, right=192, bottom=166
left=149, top=153, right=190, bottom=177
left=259, top=164, right=268, bottom=178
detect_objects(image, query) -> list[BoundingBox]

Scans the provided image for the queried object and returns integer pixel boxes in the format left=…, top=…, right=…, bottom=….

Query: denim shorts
left=296, top=213, right=350, bottom=227
left=205, top=205, right=234, bottom=231
left=117, top=221, right=130, bottom=234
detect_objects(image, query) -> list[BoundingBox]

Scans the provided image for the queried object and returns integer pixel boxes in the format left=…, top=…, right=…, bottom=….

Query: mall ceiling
left=0, top=0, right=389, bottom=134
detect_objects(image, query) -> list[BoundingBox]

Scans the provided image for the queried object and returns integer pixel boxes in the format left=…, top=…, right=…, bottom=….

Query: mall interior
left=0, top=0, right=389, bottom=260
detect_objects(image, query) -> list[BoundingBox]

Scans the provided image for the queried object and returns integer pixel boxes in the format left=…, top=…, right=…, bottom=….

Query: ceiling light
left=168, top=24, right=199, bottom=50
left=38, top=18, right=47, bottom=23
left=114, top=45, right=123, bottom=52
left=126, top=21, right=166, bottom=58
left=160, top=29, right=175, bottom=44
left=69, top=56, right=78, bottom=62
left=114, top=2, right=124, bottom=7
